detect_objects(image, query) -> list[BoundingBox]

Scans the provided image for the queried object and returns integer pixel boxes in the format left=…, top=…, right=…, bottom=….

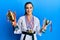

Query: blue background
left=0, top=0, right=60, bottom=40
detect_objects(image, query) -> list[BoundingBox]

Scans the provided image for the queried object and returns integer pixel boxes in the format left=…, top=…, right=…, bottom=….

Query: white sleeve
left=14, top=18, right=22, bottom=34
left=36, top=19, right=42, bottom=36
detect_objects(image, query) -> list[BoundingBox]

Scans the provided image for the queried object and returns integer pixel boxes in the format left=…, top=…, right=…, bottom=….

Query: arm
left=36, top=18, right=52, bottom=36
left=12, top=18, right=22, bottom=34
left=36, top=19, right=42, bottom=36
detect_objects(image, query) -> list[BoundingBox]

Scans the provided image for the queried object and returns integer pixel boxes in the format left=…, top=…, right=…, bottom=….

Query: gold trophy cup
left=7, top=10, right=16, bottom=22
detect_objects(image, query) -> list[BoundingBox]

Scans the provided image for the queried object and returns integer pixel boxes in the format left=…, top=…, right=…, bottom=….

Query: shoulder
left=34, top=16, right=40, bottom=22
left=17, top=16, right=25, bottom=22
left=18, top=16, right=25, bottom=20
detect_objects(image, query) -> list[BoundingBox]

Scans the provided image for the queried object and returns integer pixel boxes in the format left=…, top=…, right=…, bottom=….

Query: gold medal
left=29, top=29, right=32, bottom=33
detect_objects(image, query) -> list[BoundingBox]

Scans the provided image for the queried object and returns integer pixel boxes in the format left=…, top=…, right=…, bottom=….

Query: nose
left=28, top=8, right=30, bottom=12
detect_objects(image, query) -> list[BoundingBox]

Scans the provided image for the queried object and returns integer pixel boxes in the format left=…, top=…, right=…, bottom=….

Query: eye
left=26, top=7, right=29, bottom=9
left=30, top=7, right=32, bottom=9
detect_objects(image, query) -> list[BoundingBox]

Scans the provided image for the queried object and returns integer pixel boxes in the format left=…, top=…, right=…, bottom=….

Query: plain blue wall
left=0, top=0, right=60, bottom=40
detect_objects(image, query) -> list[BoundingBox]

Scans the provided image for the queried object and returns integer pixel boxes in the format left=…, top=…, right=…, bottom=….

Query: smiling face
left=25, top=4, right=33, bottom=15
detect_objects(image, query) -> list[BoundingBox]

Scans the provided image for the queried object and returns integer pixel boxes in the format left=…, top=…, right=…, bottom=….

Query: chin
left=26, top=12, right=32, bottom=15
left=27, top=13, right=31, bottom=15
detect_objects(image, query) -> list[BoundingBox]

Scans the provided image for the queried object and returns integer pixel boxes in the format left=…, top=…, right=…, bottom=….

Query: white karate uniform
left=14, top=16, right=42, bottom=40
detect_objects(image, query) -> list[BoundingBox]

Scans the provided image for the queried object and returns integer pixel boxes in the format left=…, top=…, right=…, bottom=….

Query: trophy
left=40, top=18, right=52, bottom=33
left=7, top=10, right=16, bottom=22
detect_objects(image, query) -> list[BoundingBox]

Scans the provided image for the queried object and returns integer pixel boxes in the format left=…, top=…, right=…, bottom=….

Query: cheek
left=30, top=9, right=33, bottom=11
left=26, top=9, right=29, bottom=12
left=30, top=9, right=33, bottom=12
left=26, top=8, right=33, bottom=12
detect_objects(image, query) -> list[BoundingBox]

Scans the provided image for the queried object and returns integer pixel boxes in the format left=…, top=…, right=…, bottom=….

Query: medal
left=29, top=29, right=32, bottom=33
left=25, top=15, right=34, bottom=33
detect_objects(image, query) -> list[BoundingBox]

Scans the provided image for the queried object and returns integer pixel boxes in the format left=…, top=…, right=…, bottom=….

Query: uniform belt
left=22, top=31, right=35, bottom=40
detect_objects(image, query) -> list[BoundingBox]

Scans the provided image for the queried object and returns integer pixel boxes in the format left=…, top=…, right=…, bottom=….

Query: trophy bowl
left=7, top=10, right=16, bottom=22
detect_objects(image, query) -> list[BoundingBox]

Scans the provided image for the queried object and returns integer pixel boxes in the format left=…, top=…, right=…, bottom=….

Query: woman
left=12, top=2, right=46, bottom=40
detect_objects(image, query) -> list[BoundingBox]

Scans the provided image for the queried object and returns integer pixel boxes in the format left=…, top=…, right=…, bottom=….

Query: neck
left=26, top=14, right=32, bottom=18
left=26, top=14, right=32, bottom=22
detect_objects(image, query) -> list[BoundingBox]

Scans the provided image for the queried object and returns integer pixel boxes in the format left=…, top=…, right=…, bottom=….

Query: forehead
left=26, top=4, right=33, bottom=7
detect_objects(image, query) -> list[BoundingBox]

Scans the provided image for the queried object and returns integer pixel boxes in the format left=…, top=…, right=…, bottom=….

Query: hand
left=12, top=20, right=16, bottom=27
left=42, top=25, right=47, bottom=30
